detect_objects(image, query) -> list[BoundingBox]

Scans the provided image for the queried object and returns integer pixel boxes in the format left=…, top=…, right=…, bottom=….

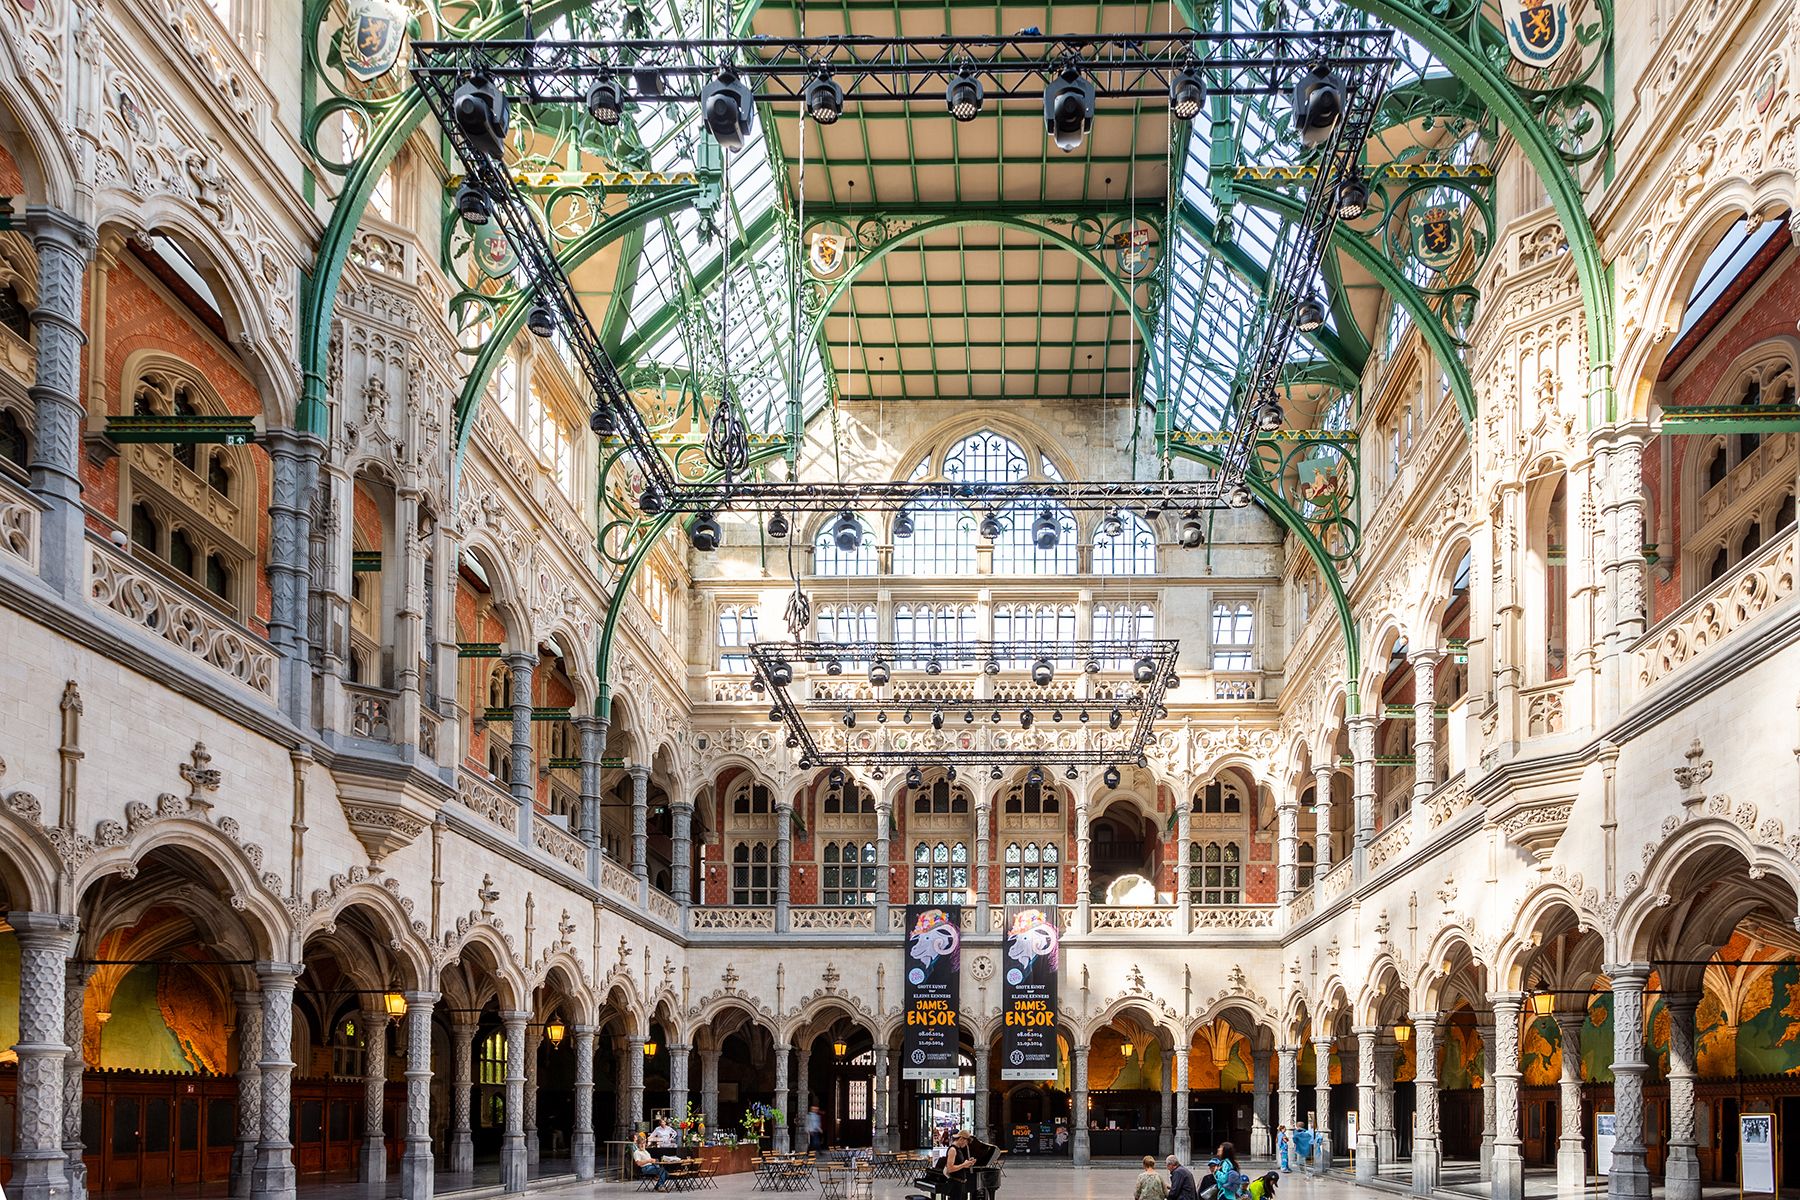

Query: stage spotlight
left=979, top=511, right=1002, bottom=539
left=589, top=404, right=616, bottom=437
left=842, top=707, right=856, bottom=728
left=766, top=510, right=788, bottom=539
left=907, top=766, right=923, bottom=790
left=1103, top=764, right=1121, bottom=789
left=893, top=509, right=915, bottom=538
left=925, top=659, right=942, bottom=676
left=1044, top=66, right=1096, bottom=152
left=832, top=509, right=864, bottom=552
left=799, top=757, right=813, bottom=770
left=990, top=710, right=1003, bottom=723
left=1031, top=658, right=1055, bottom=687
left=931, top=706, right=945, bottom=730
left=826, top=659, right=843, bottom=676
left=1166, top=673, right=1181, bottom=689
left=1134, top=655, right=1157, bottom=684
left=638, top=486, right=665, bottom=514
left=1020, top=709, right=1035, bottom=729
left=1032, top=507, right=1060, bottom=551
left=453, top=180, right=492, bottom=226
left=804, top=72, right=844, bottom=124
left=768, top=707, right=782, bottom=722
left=1169, top=62, right=1207, bottom=121
left=1292, top=64, right=1345, bottom=148
left=701, top=69, right=757, bottom=152
left=1178, top=512, right=1205, bottom=548
left=1227, top=481, right=1253, bottom=508
left=946, top=767, right=957, bottom=782
left=870, top=765, right=884, bottom=780
left=1257, top=400, right=1286, bottom=431
left=1295, top=293, right=1327, bottom=333
left=990, top=766, right=1003, bottom=781
left=1109, top=707, right=1123, bottom=730
left=689, top=512, right=722, bottom=552
left=985, top=658, right=1001, bottom=676
left=1338, top=170, right=1369, bottom=219
left=785, top=734, right=800, bottom=748
left=1065, top=766, right=1079, bottom=781
left=1026, top=767, right=1043, bottom=787
left=526, top=301, right=557, bottom=338
left=946, top=70, right=984, bottom=122
left=1102, top=510, right=1125, bottom=539
left=769, top=659, right=793, bottom=687
left=869, top=660, right=891, bottom=686
left=452, top=76, right=511, bottom=160
left=586, top=75, right=624, bottom=126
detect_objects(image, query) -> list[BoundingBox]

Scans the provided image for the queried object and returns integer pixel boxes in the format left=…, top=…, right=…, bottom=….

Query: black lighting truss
left=746, top=638, right=1180, bottom=771
left=411, top=29, right=1394, bottom=515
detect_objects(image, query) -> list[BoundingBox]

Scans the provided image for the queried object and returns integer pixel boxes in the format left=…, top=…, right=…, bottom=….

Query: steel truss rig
left=746, top=638, right=1180, bottom=773
left=411, top=30, right=1394, bottom=518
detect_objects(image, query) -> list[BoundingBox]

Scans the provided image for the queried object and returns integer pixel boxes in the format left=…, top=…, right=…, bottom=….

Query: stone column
left=792, top=1046, right=811, bottom=1148
left=572, top=1026, right=597, bottom=1180
left=506, top=653, right=537, bottom=846
left=1554, top=1011, right=1586, bottom=1196
left=872, top=1047, right=890, bottom=1152
left=359, top=1009, right=390, bottom=1182
left=63, top=964, right=89, bottom=1200
left=614, top=1041, right=632, bottom=1144
left=400, top=992, right=437, bottom=1200
left=670, top=1043, right=691, bottom=1132
left=775, top=800, right=793, bottom=933
left=1176, top=804, right=1194, bottom=927
left=700, top=1049, right=722, bottom=1133
left=231, top=991, right=264, bottom=1199
left=1312, top=1037, right=1334, bottom=1172
left=1600, top=429, right=1650, bottom=641
left=772, top=1043, right=791, bottom=1153
left=1479, top=1011, right=1497, bottom=1180
left=1348, top=714, right=1378, bottom=865
left=1071, top=1045, right=1090, bottom=1164
left=1174, top=1040, right=1191, bottom=1164
left=874, top=802, right=893, bottom=932
left=1277, top=1045, right=1299, bottom=1132
left=577, top=716, right=607, bottom=885
left=1276, top=789, right=1300, bottom=905
left=974, top=800, right=992, bottom=930
left=1411, top=650, right=1442, bottom=805
left=1489, top=995, right=1524, bottom=1200
left=24, top=209, right=95, bottom=600
left=626, top=1035, right=646, bottom=1139
left=670, top=800, right=695, bottom=910
left=500, top=1011, right=529, bottom=1192
left=1075, top=803, right=1092, bottom=933
left=1252, top=1046, right=1272, bottom=1159
left=524, top=1028, right=541, bottom=1165
left=449, top=1020, right=476, bottom=1174
left=10, top=913, right=76, bottom=1200
left=252, top=963, right=301, bottom=1200
left=1312, top=766, right=1334, bottom=873
left=1411, top=1015, right=1440, bottom=1197
left=1354, top=1028, right=1378, bottom=1180
left=1663, top=992, right=1701, bottom=1200
left=974, top=1042, right=991, bottom=1142
left=269, top=430, right=324, bottom=722
left=629, top=764, right=651, bottom=884
left=1158, top=1050, right=1173, bottom=1157
left=1374, top=1038, right=1397, bottom=1170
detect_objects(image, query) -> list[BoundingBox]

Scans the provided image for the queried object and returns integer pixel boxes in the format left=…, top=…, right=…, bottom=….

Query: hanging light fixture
left=1109, top=707, right=1123, bottom=730
left=1169, top=61, right=1207, bottom=121
left=644, top=1039, right=659, bottom=1057
left=766, top=510, right=789, bottom=539
left=1064, top=766, right=1078, bottom=781
left=842, top=707, right=857, bottom=728
left=1295, top=293, right=1327, bottom=333
left=1226, top=482, right=1253, bottom=508
left=1393, top=1024, right=1411, bottom=1044
left=1337, top=170, right=1369, bottom=219
left=869, top=660, right=891, bottom=686
left=1103, top=765, right=1121, bottom=789
left=1032, top=507, right=1060, bottom=551
left=945, top=69, right=984, bottom=121
left=833, top=1038, right=848, bottom=1058
left=1121, top=1040, right=1135, bottom=1058
left=589, top=403, right=617, bottom=437
left=1133, top=656, right=1158, bottom=684
left=586, top=74, right=624, bottom=126
left=1257, top=399, right=1286, bottom=432
left=1291, top=64, right=1346, bottom=148
left=451, top=75, right=511, bottom=159
left=701, top=68, right=756, bottom=152
left=1031, top=658, right=1055, bottom=686
left=931, top=706, right=945, bottom=730
left=979, top=511, right=1003, bottom=539
left=804, top=71, right=845, bottom=125
left=689, top=512, right=723, bottom=551
left=832, top=510, right=864, bottom=553
left=546, top=1017, right=567, bottom=1048
left=893, top=509, right=915, bottom=539
left=990, top=765, right=1003, bottom=781
left=1020, top=709, right=1035, bottom=729
left=453, top=180, right=493, bottom=226
left=1531, top=990, right=1555, bottom=1018
left=769, top=659, right=793, bottom=687
left=1102, top=510, right=1126, bottom=539
left=384, top=990, right=409, bottom=1019
left=1178, top=512, right=1205, bottom=549
left=1044, top=65, right=1096, bottom=152
left=526, top=300, right=558, bottom=339
left=907, top=766, right=924, bottom=789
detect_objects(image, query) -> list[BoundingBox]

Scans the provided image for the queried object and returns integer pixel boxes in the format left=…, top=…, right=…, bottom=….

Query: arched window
left=892, top=502, right=977, bottom=575
left=205, top=552, right=232, bottom=599
left=913, top=777, right=969, bottom=815
left=1210, top=602, right=1256, bottom=670
left=1003, top=841, right=1060, bottom=906
left=205, top=451, right=232, bottom=496
left=131, top=502, right=161, bottom=552
left=894, top=603, right=977, bottom=668
left=0, top=407, right=28, bottom=470
left=486, top=745, right=512, bottom=783
left=1094, top=603, right=1156, bottom=666
left=1187, top=841, right=1242, bottom=906
left=991, top=501, right=1079, bottom=575
left=817, top=603, right=877, bottom=646
left=943, top=431, right=1029, bottom=483
left=478, top=1030, right=507, bottom=1085
left=992, top=603, right=1077, bottom=667
left=716, top=603, right=759, bottom=672
left=0, top=282, right=30, bottom=340
left=1093, top=510, right=1158, bottom=575
left=1003, top=778, right=1061, bottom=815
left=813, top=518, right=877, bottom=576
left=169, top=528, right=196, bottom=576
left=912, top=841, right=969, bottom=904
left=821, top=841, right=878, bottom=906
left=1297, top=842, right=1317, bottom=888
left=729, top=778, right=773, bottom=814
left=731, top=842, right=773, bottom=905
left=1193, top=778, right=1243, bottom=814
left=330, top=1014, right=365, bottom=1079
left=824, top=782, right=875, bottom=814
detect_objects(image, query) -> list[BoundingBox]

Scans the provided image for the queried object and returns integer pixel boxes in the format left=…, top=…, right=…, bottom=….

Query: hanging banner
left=902, top=904, right=962, bottom=1080
left=1740, top=1114, right=1776, bottom=1194
left=1001, top=906, right=1060, bottom=1081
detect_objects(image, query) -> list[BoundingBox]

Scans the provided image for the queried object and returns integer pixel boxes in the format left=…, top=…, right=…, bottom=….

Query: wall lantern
left=1393, top=1024, right=1411, bottom=1044
left=833, top=1039, right=848, bottom=1058
left=1531, top=991, right=1555, bottom=1018
left=384, top=991, right=409, bottom=1019
left=1121, top=1041, right=1134, bottom=1058
left=547, top=1018, right=567, bottom=1048
left=644, top=1040, right=659, bottom=1057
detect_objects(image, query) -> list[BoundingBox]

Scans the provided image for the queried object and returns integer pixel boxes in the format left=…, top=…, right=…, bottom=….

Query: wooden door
left=174, top=1094, right=203, bottom=1183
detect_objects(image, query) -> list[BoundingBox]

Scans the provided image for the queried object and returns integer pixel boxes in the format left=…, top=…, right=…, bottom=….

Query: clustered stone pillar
left=1176, top=804, right=1194, bottom=928
left=1312, top=765, right=1334, bottom=873
left=1276, top=1044, right=1299, bottom=1137
left=506, top=653, right=537, bottom=846
left=450, top=1020, right=477, bottom=1174
left=626, top=1035, right=646, bottom=1139
left=359, top=1009, right=390, bottom=1183
left=572, top=1026, right=597, bottom=1181
left=1251, top=1046, right=1272, bottom=1159
left=872, top=1047, right=891, bottom=1152
left=1664, top=993, right=1700, bottom=1200
left=1158, top=1052, right=1173, bottom=1157
left=500, top=1011, right=529, bottom=1192
left=792, top=1045, right=811, bottom=1149
left=24, top=210, right=95, bottom=601
left=700, top=1048, right=722, bottom=1133
left=63, top=964, right=89, bottom=1200
left=772, top=1044, right=792, bottom=1153
left=1173, top=1040, right=1191, bottom=1164
left=1479, top=1011, right=1498, bottom=1180
left=1071, top=1045, right=1090, bottom=1164
left=400, top=993, right=438, bottom=1200
left=1074, top=804, right=1092, bottom=932
left=252, top=963, right=301, bottom=1200
left=1606, top=964, right=1652, bottom=1200
left=1554, top=1010, right=1587, bottom=1196
left=1276, top=790, right=1300, bottom=904
left=974, top=1043, right=991, bottom=1142
left=671, top=800, right=695, bottom=911
left=1489, top=995, right=1524, bottom=1200
left=1348, top=713, right=1378, bottom=866
left=1312, top=1036, right=1334, bottom=1172
left=974, top=800, right=993, bottom=931
left=629, top=764, right=650, bottom=885
left=524, top=1027, right=541, bottom=1166
left=1374, top=1036, right=1397, bottom=1171
left=10, top=913, right=77, bottom=1200
left=775, top=801, right=793, bottom=933
left=874, top=802, right=893, bottom=932
left=1411, top=650, right=1442, bottom=806
left=232, top=991, right=264, bottom=1199
left=670, top=1043, right=692, bottom=1129
left=577, top=716, right=607, bottom=884
left=1351, top=1029, right=1377, bottom=1180
left=1411, top=1014, right=1440, bottom=1197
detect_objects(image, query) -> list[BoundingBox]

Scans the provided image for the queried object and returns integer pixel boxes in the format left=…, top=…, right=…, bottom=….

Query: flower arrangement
left=743, top=1102, right=785, bottom=1140
left=677, top=1102, right=706, bottom=1146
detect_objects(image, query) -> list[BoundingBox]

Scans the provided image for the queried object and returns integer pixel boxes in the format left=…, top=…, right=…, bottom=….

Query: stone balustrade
left=1636, top=534, right=1797, bottom=691
left=534, top=817, right=588, bottom=874
left=456, top=769, right=518, bottom=834
left=0, top=472, right=40, bottom=573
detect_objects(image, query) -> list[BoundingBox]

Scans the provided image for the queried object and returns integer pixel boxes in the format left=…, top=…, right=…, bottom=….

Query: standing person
left=1167, top=1156, right=1197, bottom=1200
left=807, top=1105, right=824, bottom=1152
left=1276, top=1125, right=1290, bottom=1173
left=1213, top=1143, right=1243, bottom=1200
left=650, top=1114, right=677, bottom=1149
left=942, top=1131, right=978, bottom=1200
left=1136, top=1156, right=1169, bottom=1200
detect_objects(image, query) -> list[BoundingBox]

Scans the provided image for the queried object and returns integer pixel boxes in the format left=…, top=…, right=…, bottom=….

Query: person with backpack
left=1213, top=1143, right=1244, bottom=1200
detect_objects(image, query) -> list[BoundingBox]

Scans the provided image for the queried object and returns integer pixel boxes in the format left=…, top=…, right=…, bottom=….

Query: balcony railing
left=789, top=906, right=876, bottom=932
left=346, top=684, right=396, bottom=741
left=1636, top=533, right=1797, bottom=691
left=1090, top=905, right=1178, bottom=931
left=599, top=854, right=638, bottom=901
left=0, top=472, right=40, bottom=574
left=690, top=906, right=774, bottom=932
left=1366, top=817, right=1413, bottom=873
left=534, top=816, right=588, bottom=874
left=1189, top=905, right=1278, bottom=932
left=457, top=769, right=518, bottom=834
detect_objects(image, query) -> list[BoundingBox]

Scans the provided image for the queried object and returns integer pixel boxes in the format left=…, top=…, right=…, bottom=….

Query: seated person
left=633, top=1134, right=670, bottom=1191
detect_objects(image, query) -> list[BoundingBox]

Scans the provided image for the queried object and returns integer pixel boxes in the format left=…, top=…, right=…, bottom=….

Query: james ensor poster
left=903, top=906, right=962, bottom=1080
left=1002, top=907, right=1060, bottom=1081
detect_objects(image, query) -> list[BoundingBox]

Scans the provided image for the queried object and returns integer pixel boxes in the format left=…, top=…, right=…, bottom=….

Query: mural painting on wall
left=1089, top=1036, right=1165, bottom=1092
